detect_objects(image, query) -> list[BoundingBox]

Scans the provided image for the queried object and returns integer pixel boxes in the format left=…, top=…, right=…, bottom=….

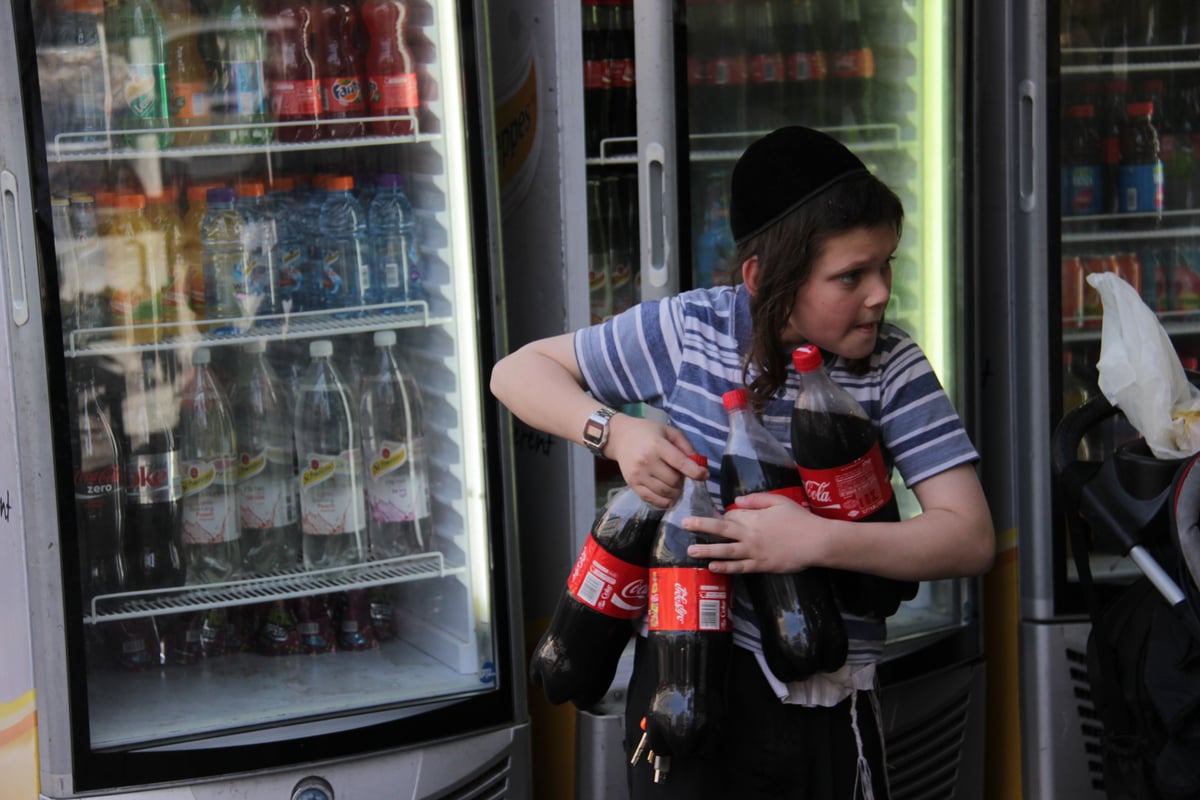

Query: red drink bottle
left=790, top=345, right=917, bottom=618
left=530, top=485, right=663, bottom=708
left=268, top=0, right=323, bottom=143
left=361, top=0, right=420, bottom=136
left=719, top=388, right=847, bottom=681
left=315, top=0, right=367, bottom=139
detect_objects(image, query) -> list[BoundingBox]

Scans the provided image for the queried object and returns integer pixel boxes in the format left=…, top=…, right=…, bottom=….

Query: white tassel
left=850, top=691, right=876, bottom=800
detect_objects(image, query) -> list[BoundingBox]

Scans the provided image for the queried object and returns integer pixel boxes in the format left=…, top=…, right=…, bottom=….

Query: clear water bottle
left=317, top=176, right=371, bottom=313
left=200, top=187, right=247, bottom=329
left=36, top=0, right=110, bottom=144
left=366, top=172, right=420, bottom=307
left=179, top=347, right=242, bottom=584
left=234, top=182, right=280, bottom=318
left=295, top=339, right=368, bottom=568
left=214, top=0, right=271, bottom=144
left=232, top=340, right=301, bottom=574
left=360, top=330, right=433, bottom=558
left=268, top=178, right=308, bottom=314
left=68, top=193, right=109, bottom=330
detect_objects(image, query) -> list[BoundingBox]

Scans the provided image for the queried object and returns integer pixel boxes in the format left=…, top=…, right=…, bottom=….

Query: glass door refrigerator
left=494, top=1, right=987, bottom=798
left=0, top=0, right=531, bottom=796
left=977, top=0, right=1200, bottom=797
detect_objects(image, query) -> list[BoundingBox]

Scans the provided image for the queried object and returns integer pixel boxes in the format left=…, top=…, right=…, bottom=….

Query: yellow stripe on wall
left=0, top=690, right=39, bottom=800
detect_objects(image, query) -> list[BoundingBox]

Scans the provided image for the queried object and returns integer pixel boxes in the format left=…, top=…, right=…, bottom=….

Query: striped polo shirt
left=574, top=284, right=979, bottom=683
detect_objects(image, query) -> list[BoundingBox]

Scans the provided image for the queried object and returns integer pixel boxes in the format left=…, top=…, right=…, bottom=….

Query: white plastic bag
left=1089, top=271, right=1200, bottom=459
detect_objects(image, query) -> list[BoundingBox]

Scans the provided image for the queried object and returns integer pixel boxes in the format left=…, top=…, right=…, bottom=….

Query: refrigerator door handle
left=1018, top=79, right=1038, bottom=213
left=644, top=142, right=671, bottom=291
left=0, top=170, right=29, bottom=326
left=634, top=0, right=678, bottom=300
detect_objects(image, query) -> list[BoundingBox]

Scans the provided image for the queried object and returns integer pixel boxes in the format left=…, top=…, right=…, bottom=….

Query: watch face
left=584, top=420, right=605, bottom=444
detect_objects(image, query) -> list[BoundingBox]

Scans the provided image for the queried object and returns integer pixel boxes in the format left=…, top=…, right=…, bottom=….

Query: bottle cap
left=147, top=186, right=179, bottom=204
left=722, top=388, right=749, bottom=410
left=310, top=339, right=333, bottom=358
left=269, top=176, right=296, bottom=193
left=207, top=187, right=236, bottom=204
left=791, top=345, right=823, bottom=373
left=235, top=181, right=265, bottom=198
left=114, top=192, right=146, bottom=209
left=188, top=183, right=219, bottom=204
left=374, top=330, right=397, bottom=347
left=193, top=347, right=211, bottom=366
left=244, top=339, right=267, bottom=354
left=328, top=176, right=355, bottom=192
left=376, top=173, right=403, bottom=189
left=687, top=453, right=707, bottom=468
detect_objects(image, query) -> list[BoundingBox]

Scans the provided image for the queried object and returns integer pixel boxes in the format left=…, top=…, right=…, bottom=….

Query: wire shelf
left=84, top=552, right=461, bottom=624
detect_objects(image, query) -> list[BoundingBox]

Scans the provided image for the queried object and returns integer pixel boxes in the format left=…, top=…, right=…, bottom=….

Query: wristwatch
left=582, top=406, right=618, bottom=457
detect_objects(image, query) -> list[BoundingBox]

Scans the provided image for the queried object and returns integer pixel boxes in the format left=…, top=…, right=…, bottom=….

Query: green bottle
left=115, top=0, right=173, bottom=149
left=215, top=0, right=272, bottom=144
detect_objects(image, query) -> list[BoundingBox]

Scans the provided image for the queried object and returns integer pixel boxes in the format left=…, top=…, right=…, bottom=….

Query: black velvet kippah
left=729, top=126, right=869, bottom=244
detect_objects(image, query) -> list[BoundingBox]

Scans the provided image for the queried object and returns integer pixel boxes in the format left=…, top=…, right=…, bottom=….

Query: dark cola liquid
left=124, top=447, right=186, bottom=590
left=719, top=454, right=847, bottom=680
left=790, top=409, right=917, bottom=619
left=529, top=498, right=662, bottom=709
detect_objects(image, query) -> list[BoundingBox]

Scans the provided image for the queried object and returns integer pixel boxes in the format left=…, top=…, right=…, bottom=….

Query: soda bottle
left=145, top=187, right=194, bottom=336
left=361, top=0, right=420, bottom=136
left=705, top=0, right=748, bottom=134
left=68, top=192, right=109, bottom=330
left=234, top=181, right=281, bottom=318
left=317, top=176, right=371, bottom=312
left=608, top=0, right=636, bottom=141
left=161, top=0, right=212, bottom=146
left=1119, top=101, right=1164, bottom=214
left=789, top=344, right=917, bottom=618
left=530, top=485, right=663, bottom=708
left=365, top=173, right=419, bottom=305
left=200, top=186, right=247, bottom=328
left=581, top=0, right=611, bottom=155
left=232, top=340, right=302, bottom=574
left=114, top=0, right=173, bottom=149
left=1101, top=79, right=1130, bottom=214
left=1165, top=78, right=1199, bottom=210
left=1062, top=104, right=1104, bottom=215
left=718, top=388, right=847, bottom=681
left=36, top=0, right=110, bottom=145
left=829, top=0, right=874, bottom=129
left=123, top=357, right=185, bottom=589
left=743, top=0, right=786, bottom=132
left=587, top=177, right=611, bottom=324
left=106, top=192, right=161, bottom=344
left=73, top=368, right=127, bottom=603
left=214, top=0, right=271, bottom=145
left=179, top=346, right=242, bottom=584
left=295, top=339, right=368, bottom=569
left=268, top=0, right=323, bottom=143
left=605, top=174, right=635, bottom=315
left=644, top=453, right=731, bottom=766
left=315, top=0, right=366, bottom=139
left=782, top=0, right=828, bottom=128
left=360, top=329, right=433, bottom=558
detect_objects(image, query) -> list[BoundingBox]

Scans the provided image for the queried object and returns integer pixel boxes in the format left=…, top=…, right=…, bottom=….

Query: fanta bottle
left=161, top=0, right=212, bottom=146
left=268, top=0, right=323, bottom=142
left=107, top=193, right=161, bottom=343
left=315, top=0, right=366, bottom=139
left=361, top=0, right=419, bottom=136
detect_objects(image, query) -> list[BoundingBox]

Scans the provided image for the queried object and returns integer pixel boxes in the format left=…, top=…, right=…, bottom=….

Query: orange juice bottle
left=162, top=0, right=212, bottom=146
left=183, top=181, right=222, bottom=322
left=146, top=187, right=194, bottom=336
left=107, top=192, right=160, bottom=343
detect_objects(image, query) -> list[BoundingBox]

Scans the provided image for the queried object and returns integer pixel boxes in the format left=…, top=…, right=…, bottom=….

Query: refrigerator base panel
left=87, top=638, right=492, bottom=749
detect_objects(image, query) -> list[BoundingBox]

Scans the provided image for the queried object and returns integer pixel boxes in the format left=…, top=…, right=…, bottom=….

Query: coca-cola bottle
left=608, top=0, right=636, bottom=141
left=73, top=368, right=127, bottom=603
left=644, top=454, right=732, bottom=765
left=829, top=0, right=874, bottom=129
left=581, top=0, right=611, bottom=156
left=718, top=388, right=846, bottom=682
left=704, top=0, right=748, bottom=134
left=123, top=356, right=186, bottom=589
left=789, top=345, right=916, bottom=618
left=742, top=0, right=786, bottom=132
left=529, top=485, right=663, bottom=708
left=781, top=0, right=829, bottom=128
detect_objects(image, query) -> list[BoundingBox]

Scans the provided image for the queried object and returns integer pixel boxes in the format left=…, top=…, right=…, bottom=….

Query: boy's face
left=780, top=224, right=897, bottom=360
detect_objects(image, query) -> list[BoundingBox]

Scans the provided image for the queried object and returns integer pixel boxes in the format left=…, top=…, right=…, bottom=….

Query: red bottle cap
left=687, top=453, right=707, bottom=468
left=722, top=388, right=750, bottom=410
left=791, top=345, right=823, bottom=372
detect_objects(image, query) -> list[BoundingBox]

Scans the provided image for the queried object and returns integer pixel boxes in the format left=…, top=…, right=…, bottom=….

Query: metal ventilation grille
left=1067, top=644, right=1107, bottom=792
left=433, top=755, right=511, bottom=800
left=885, top=691, right=971, bottom=800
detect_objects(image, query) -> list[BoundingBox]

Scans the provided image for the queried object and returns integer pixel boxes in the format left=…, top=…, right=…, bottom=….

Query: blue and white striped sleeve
left=573, top=298, right=685, bottom=408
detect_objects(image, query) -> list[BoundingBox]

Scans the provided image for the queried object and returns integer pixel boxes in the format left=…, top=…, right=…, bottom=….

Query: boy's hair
left=733, top=172, right=905, bottom=410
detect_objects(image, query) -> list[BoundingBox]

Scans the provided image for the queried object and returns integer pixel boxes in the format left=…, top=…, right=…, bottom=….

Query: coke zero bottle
left=530, top=485, right=663, bottom=708
left=789, top=345, right=916, bottom=618
left=645, top=454, right=732, bottom=762
left=718, top=388, right=846, bottom=681
left=73, top=367, right=127, bottom=604
left=124, top=357, right=186, bottom=589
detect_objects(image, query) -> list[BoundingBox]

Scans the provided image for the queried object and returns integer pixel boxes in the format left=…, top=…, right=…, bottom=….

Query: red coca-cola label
left=74, top=464, right=122, bottom=498
left=687, top=56, right=706, bottom=87
left=272, top=79, right=322, bottom=116
left=831, top=48, right=875, bottom=80
left=610, top=57, right=635, bottom=89
left=583, top=59, right=610, bottom=90
left=707, top=56, right=748, bottom=87
left=785, top=51, right=828, bottom=83
left=647, top=567, right=731, bottom=632
left=798, top=442, right=892, bottom=520
left=747, top=53, right=784, bottom=85
left=567, top=534, right=648, bottom=619
left=724, top=485, right=808, bottom=513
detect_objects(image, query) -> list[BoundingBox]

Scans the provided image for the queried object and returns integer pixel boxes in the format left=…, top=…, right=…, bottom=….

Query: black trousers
left=623, top=637, right=891, bottom=800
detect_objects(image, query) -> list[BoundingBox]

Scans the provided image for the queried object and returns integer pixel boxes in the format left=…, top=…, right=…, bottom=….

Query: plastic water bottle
left=200, top=187, right=251, bottom=330
left=234, top=182, right=280, bottom=318
left=214, top=0, right=271, bottom=144
left=179, top=347, right=242, bottom=584
left=317, top=176, right=371, bottom=312
left=360, top=330, right=433, bottom=557
left=366, top=172, right=420, bottom=306
left=267, top=178, right=305, bottom=314
left=68, top=193, right=109, bottom=330
left=232, top=340, right=302, bottom=574
left=295, top=339, right=368, bottom=569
